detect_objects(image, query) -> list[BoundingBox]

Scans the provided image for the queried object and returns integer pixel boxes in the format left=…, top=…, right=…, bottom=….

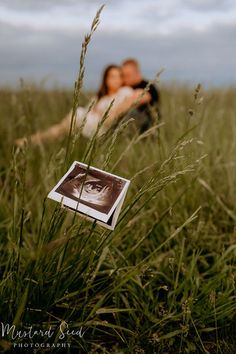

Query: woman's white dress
left=75, top=86, right=133, bottom=138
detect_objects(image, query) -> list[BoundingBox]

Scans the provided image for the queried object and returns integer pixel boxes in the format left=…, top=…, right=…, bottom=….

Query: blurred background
left=0, top=0, right=236, bottom=89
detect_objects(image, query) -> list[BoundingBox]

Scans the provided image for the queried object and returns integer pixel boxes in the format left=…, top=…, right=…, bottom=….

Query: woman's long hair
left=97, top=64, right=121, bottom=100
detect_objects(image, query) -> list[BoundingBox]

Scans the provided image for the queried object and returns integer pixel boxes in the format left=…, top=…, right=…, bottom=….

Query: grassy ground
left=0, top=81, right=236, bottom=354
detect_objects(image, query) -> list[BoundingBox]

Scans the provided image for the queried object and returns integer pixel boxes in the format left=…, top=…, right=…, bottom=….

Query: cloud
left=0, top=0, right=236, bottom=87
left=1, top=0, right=236, bottom=35
left=183, top=0, right=234, bottom=12
left=0, top=0, right=81, bottom=11
left=0, top=2, right=94, bottom=32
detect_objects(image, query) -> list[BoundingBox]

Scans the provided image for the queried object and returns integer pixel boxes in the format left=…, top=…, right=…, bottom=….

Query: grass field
left=0, top=79, right=236, bottom=354
left=0, top=10, right=235, bottom=353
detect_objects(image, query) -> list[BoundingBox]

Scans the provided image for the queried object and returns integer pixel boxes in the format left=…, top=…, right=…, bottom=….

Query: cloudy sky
left=0, top=0, right=236, bottom=89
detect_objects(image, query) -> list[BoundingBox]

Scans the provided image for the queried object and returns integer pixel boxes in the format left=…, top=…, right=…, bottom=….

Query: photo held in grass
left=47, top=161, right=130, bottom=230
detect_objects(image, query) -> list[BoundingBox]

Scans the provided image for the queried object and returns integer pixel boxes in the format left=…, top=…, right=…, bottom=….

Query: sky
left=0, top=0, right=236, bottom=89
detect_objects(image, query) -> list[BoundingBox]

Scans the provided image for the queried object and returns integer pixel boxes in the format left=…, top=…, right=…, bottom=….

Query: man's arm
left=138, top=91, right=152, bottom=104
left=135, top=83, right=159, bottom=106
left=102, top=90, right=144, bottom=128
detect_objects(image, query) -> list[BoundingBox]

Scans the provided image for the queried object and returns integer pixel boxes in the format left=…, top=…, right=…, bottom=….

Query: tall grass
left=0, top=8, right=236, bottom=354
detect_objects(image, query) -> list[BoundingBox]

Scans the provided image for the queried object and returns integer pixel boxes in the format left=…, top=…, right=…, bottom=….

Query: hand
left=132, top=89, right=151, bottom=105
left=132, top=89, right=144, bottom=100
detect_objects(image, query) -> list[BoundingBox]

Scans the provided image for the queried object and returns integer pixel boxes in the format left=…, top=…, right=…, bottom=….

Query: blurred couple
left=16, top=58, right=160, bottom=146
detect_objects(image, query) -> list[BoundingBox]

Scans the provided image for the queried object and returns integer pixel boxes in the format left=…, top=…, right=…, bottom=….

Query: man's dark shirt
left=131, top=79, right=160, bottom=133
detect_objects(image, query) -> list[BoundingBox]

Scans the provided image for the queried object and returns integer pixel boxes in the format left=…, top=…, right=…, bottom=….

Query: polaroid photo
left=47, top=161, right=130, bottom=230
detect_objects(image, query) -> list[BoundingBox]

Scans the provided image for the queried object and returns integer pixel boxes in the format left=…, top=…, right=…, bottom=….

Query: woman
left=15, top=65, right=144, bottom=146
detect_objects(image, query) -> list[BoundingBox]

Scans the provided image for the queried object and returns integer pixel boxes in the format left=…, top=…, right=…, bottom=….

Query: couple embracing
left=16, top=58, right=160, bottom=146
left=76, top=58, right=160, bottom=137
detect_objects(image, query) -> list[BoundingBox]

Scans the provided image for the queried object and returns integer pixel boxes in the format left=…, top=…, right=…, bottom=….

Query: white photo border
left=47, top=161, right=130, bottom=223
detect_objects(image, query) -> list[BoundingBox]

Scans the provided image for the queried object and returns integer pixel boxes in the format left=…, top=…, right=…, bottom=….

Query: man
left=121, top=58, right=160, bottom=133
